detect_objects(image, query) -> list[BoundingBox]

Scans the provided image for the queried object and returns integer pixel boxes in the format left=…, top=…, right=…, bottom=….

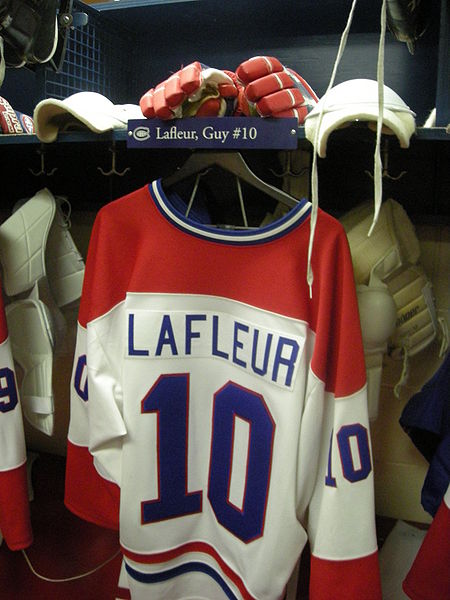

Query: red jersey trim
left=310, top=551, right=382, bottom=599
left=402, top=497, right=450, bottom=600
left=121, top=540, right=257, bottom=600
left=0, top=462, right=32, bottom=550
left=64, top=441, right=120, bottom=531
left=116, top=586, right=132, bottom=599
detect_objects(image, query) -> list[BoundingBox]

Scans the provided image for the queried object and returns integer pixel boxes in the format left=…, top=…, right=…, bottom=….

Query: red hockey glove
left=235, top=56, right=318, bottom=125
left=139, top=61, right=240, bottom=119
left=0, top=96, right=35, bottom=133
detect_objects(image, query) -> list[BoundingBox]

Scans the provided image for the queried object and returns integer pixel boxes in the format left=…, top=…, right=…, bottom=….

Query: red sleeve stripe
left=115, top=586, right=131, bottom=599
left=310, top=551, right=382, bottom=599
left=0, top=462, right=33, bottom=550
left=64, top=440, right=120, bottom=531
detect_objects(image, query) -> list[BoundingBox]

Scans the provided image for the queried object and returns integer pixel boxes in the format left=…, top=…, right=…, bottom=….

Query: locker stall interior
left=0, top=0, right=448, bottom=598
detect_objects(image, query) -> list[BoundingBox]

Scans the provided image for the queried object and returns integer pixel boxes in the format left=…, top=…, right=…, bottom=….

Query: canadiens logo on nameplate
left=127, top=117, right=298, bottom=150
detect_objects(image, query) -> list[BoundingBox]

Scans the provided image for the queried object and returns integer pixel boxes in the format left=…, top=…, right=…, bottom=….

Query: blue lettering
left=141, top=374, right=202, bottom=522
left=233, top=321, right=249, bottom=368
left=251, top=329, right=273, bottom=377
left=325, top=430, right=337, bottom=487
left=0, top=367, right=18, bottom=412
left=209, top=382, right=275, bottom=542
left=155, top=315, right=178, bottom=356
left=185, top=314, right=206, bottom=355
left=272, top=337, right=299, bottom=387
left=74, top=355, right=88, bottom=402
left=128, top=313, right=149, bottom=356
left=212, top=315, right=229, bottom=359
left=337, top=424, right=372, bottom=483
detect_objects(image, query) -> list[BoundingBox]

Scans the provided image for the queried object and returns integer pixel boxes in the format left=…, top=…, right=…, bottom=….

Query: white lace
left=0, top=36, right=5, bottom=87
left=308, top=0, right=358, bottom=297
left=370, top=0, right=387, bottom=237
left=308, top=0, right=388, bottom=297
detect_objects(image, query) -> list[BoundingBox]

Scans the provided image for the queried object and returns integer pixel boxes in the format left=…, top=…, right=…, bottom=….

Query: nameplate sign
left=127, top=117, right=298, bottom=150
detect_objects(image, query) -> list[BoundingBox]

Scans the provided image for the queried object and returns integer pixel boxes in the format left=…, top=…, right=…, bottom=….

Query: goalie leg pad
left=340, top=198, right=420, bottom=285
left=387, top=265, right=438, bottom=359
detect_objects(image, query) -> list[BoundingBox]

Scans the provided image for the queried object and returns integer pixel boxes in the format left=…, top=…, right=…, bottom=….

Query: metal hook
left=97, top=142, right=130, bottom=177
left=270, top=150, right=309, bottom=178
left=365, top=139, right=407, bottom=181
left=29, top=147, right=57, bottom=177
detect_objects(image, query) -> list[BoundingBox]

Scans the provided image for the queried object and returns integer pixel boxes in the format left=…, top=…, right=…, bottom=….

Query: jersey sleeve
left=64, top=208, right=126, bottom=531
left=303, top=222, right=382, bottom=599
left=402, top=483, right=450, bottom=600
left=0, top=288, right=33, bottom=550
left=65, top=323, right=121, bottom=530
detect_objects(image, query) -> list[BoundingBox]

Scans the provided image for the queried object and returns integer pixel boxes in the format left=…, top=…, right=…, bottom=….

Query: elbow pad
left=6, top=295, right=54, bottom=435
left=357, top=275, right=397, bottom=420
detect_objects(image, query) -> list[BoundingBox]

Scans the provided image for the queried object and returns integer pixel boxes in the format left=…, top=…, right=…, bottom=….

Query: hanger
left=163, top=151, right=299, bottom=209
left=183, top=169, right=252, bottom=228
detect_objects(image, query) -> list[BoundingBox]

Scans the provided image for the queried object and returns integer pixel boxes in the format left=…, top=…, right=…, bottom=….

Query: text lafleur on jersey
left=126, top=310, right=304, bottom=389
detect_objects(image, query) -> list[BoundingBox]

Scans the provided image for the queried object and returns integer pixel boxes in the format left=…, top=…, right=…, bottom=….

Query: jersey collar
left=150, top=179, right=311, bottom=246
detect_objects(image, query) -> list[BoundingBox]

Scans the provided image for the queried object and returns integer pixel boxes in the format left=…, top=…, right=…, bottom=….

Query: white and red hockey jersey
left=403, top=483, right=450, bottom=600
left=65, top=180, right=382, bottom=600
left=0, top=281, right=32, bottom=550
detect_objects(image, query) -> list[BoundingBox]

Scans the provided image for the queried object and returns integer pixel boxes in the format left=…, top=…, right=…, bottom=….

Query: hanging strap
left=307, top=0, right=359, bottom=297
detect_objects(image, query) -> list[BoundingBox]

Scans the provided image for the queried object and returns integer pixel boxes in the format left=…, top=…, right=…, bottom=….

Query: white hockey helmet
left=304, top=78, right=416, bottom=158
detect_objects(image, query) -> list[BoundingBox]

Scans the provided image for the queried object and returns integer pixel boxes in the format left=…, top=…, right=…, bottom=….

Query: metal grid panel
left=43, top=8, right=133, bottom=102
